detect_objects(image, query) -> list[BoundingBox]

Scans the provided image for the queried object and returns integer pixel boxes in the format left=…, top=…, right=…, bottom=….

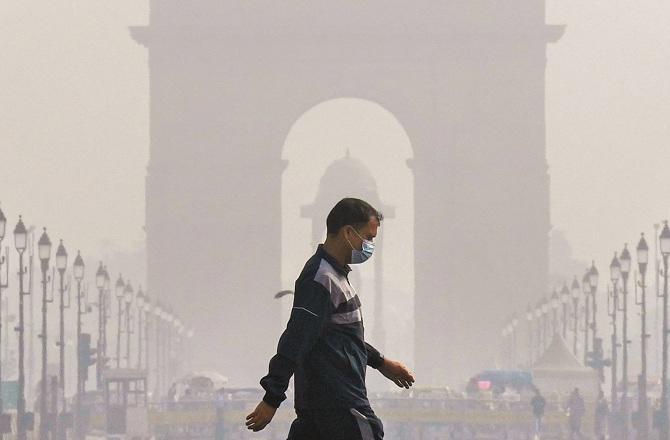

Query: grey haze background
left=1, top=1, right=669, bottom=379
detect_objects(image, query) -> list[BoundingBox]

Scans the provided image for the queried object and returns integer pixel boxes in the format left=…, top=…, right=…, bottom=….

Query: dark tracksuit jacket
left=260, top=245, right=385, bottom=411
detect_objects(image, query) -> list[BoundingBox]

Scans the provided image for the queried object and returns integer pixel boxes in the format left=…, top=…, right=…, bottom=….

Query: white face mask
left=346, top=227, right=375, bottom=264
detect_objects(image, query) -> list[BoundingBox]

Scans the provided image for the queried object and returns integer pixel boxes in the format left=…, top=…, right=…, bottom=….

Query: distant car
left=174, top=371, right=229, bottom=401
left=467, top=370, right=534, bottom=395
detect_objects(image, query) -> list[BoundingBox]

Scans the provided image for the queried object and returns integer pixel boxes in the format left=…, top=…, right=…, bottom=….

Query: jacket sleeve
left=365, top=342, right=385, bottom=369
left=260, top=281, right=332, bottom=408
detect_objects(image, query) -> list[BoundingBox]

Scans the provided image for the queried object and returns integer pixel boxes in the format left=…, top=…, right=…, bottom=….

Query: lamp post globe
left=115, top=275, right=125, bottom=299
left=582, top=273, right=590, bottom=295
left=13, top=216, right=27, bottom=253
left=73, top=251, right=84, bottom=282
left=589, top=261, right=599, bottom=290
left=95, top=262, right=106, bottom=290
left=561, top=285, right=570, bottom=304
left=37, top=228, right=51, bottom=263
left=136, top=288, right=145, bottom=310
left=56, top=240, right=67, bottom=273
left=0, top=207, right=6, bottom=240
left=103, top=268, right=110, bottom=291
left=637, top=233, right=649, bottom=274
left=124, top=281, right=133, bottom=305
left=571, top=277, right=580, bottom=300
left=660, top=221, right=670, bottom=256
left=610, top=252, right=621, bottom=284
left=620, top=244, right=631, bottom=278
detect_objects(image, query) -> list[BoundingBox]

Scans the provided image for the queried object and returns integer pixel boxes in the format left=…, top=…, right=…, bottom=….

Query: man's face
left=344, top=216, right=379, bottom=251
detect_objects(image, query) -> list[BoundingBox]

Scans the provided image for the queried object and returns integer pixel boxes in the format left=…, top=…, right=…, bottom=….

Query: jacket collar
left=316, top=244, right=351, bottom=276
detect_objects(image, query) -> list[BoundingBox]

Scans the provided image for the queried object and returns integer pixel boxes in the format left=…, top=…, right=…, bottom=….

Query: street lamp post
left=656, top=224, right=662, bottom=379
left=114, top=275, right=124, bottom=368
left=534, top=302, right=543, bottom=359
left=174, top=320, right=184, bottom=379
left=636, top=233, right=650, bottom=440
left=620, top=244, right=632, bottom=440
left=55, top=240, right=68, bottom=440
left=102, top=269, right=110, bottom=376
left=526, top=305, right=534, bottom=367
left=164, top=309, right=174, bottom=389
left=94, top=263, right=106, bottom=391
left=609, top=252, right=622, bottom=413
left=659, top=221, right=670, bottom=440
left=589, top=261, right=601, bottom=381
left=511, top=314, right=518, bottom=368
left=503, top=323, right=511, bottom=368
left=186, top=329, right=194, bottom=372
left=13, top=217, right=29, bottom=440
left=143, top=298, right=150, bottom=376
left=123, top=282, right=134, bottom=367
left=541, top=299, right=549, bottom=352
left=571, top=277, right=580, bottom=356
left=0, top=208, right=7, bottom=440
left=550, top=290, right=559, bottom=337
left=561, top=284, right=570, bottom=339
left=583, top=272, right=591, bottom=365
left=153, top=303, right=162, bottom=399
left=73, top=251, right=84, bottom=440
left=37, top=228, right=51, bottom=440
left=589, top=262, right=600, bottom=351
left=136, top=288, right=145, bottom=369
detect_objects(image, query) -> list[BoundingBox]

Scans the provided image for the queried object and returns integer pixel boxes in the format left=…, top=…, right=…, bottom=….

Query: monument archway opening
left=280, top=98, right=415, bottom=378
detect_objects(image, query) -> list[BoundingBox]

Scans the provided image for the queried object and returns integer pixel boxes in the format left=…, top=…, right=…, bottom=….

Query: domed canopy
left=301, top=151, right=395, bottom=225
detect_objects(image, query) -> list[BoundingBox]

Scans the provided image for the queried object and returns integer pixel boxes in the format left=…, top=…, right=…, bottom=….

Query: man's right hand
left=245, top=400, right=277, bottom=432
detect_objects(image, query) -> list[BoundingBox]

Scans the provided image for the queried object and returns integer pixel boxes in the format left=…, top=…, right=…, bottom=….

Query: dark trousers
left=287, top=405, right=384, bottom=440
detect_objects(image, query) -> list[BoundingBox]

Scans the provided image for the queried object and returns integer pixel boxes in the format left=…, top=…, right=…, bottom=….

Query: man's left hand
left=378, top=359, right=415, bottom=389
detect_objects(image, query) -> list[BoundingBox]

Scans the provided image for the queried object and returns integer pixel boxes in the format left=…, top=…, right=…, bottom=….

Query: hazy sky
left=1, top=1, right=669, bottom=290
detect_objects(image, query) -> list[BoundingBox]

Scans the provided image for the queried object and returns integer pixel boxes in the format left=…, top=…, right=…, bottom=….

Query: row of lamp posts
left=503, top=222, right=670, bottom=440
left=0, top=207, right=193, bottom=440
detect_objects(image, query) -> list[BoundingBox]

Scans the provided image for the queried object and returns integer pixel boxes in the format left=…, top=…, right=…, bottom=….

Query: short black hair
left=326, top=198, right=383, bottom=235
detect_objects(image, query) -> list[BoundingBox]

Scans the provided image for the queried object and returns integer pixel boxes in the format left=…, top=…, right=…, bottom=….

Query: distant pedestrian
left=594, top=390, right=608, bottom=440
left=530, top=387, right=546, bottom=438
left=566, top=388, right=585, bottom=439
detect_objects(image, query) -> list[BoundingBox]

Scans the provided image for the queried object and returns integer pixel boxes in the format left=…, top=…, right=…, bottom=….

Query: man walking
left=246, top=198, right=415, bottom=439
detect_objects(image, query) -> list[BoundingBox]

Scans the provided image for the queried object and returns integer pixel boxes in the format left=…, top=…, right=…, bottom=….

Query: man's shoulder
left=298, top=253, right=344, bottom=286
left=297, top=252, right=324, bottom=284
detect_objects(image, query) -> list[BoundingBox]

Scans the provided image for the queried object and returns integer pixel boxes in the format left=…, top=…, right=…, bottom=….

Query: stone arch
left=280, top=98, right=415, bottom=370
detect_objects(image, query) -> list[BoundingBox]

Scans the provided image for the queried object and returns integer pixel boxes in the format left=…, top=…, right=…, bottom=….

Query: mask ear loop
left=344, top=234, right=356, bottom=251
left=350, top=227, right=364, bottom=241
left=345, top=226, right=360, bottom=251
